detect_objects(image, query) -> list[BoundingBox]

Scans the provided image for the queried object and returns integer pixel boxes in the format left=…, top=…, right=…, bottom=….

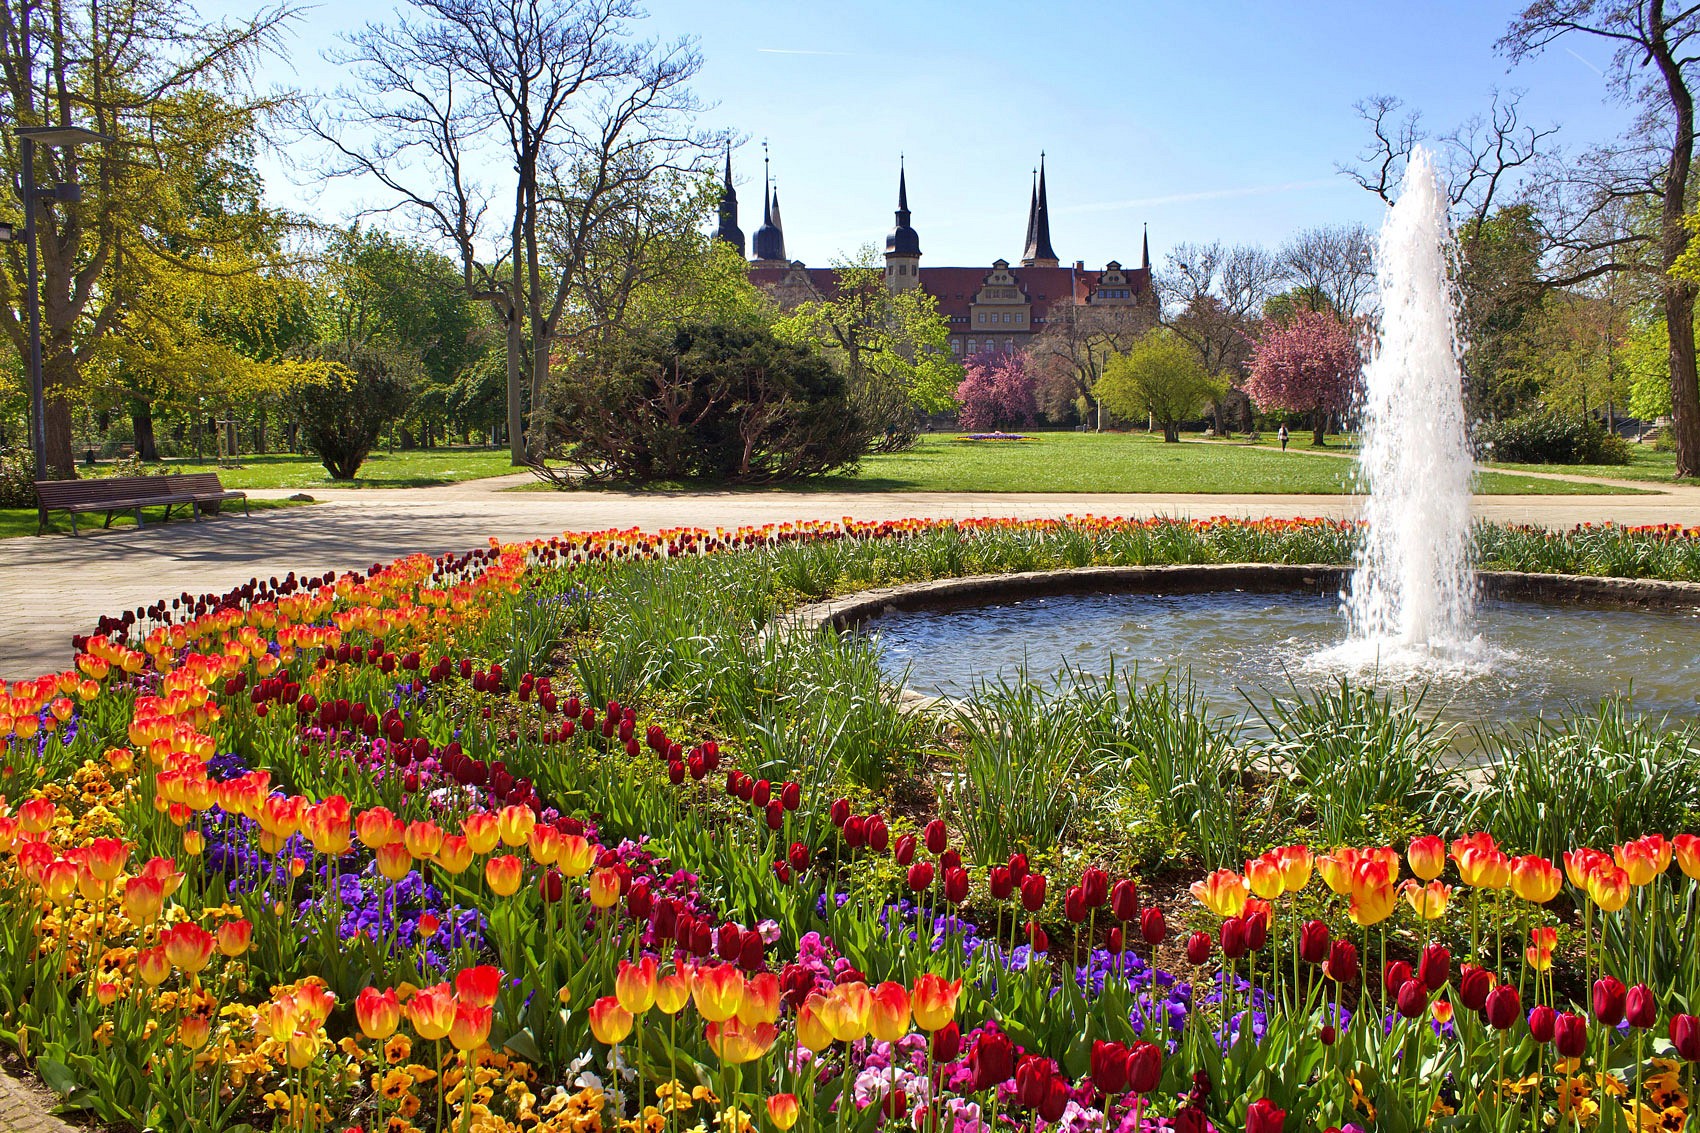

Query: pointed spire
left=751, top=142, right=786, bottom=263
left=714, top=142, right=744, bottom=256
left=898, top=154, right=910, bottom=215
left=1141, top=223, right=1150, bottom=271
left=886, top=155, right=920, bottom=261
left=1022, top=169, right=1038, bottom=264
left=1022, top=155, right=1058, bottom=267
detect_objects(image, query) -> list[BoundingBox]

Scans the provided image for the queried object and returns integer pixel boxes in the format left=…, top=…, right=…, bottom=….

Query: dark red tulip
left=1040, top=1079, right=1069, bottom=1122
left=1383, top=960, right=1413, bottom=997
left=1015, top=1056, right=1051, bottom=1106
left=1319, top=1024, right=1337, bottom=1046
left=781, top=781, right=801, bottom=811
left=1110, top=879, right=1138, bottom=921
left=1064, top=886, right=1087, bottom=924
left=1081, top=867, right=1109, bottom=908
left=866, top=815, right=890, bottom=853
left=1007, top=853, right=1029, bottom=883
left=906, top=861, right=935, bottom=893
left=970, top=1029, right=1015, bottom=1089
left=764, top=801, right=784, bottom=831
left=940, top=848, right=963, bottom=873
left=1397, top=978, right=1428, bottom=1019
left=830, top=798, right=850, bottom=828
left=925, top=819, right=948, bottom=855
left=1020, top=874, right=1047, bottom=912
left=1298, top=919, right=1329, bottom=964
left=932, top=1020, right=961, bottom=1062
left=1220, top=916, right=1248, bottom=959
left=1530, top=1004, right=1557, bottom=1044
left=1627, top=983, right=1657, bottom=1030
left=1459, top=963, right=1493, bottom=1013
left=944, top=867, right=970, bottom=904
left=751, top=779, right=771, bottom=807
left=989, top=866, right=1014, bottom=901
left=1245, top=1097, right=1286, bottom=1133
left=1555, top=1012, right=1588, bottom=1058
left=882, top=1089, right=909, bottom=1121
left=538, top=870, right=563, bottom=903
left=715, top=923, right=740, bottom=961
left=894, top=834, right=917, bottom=867
left=843, top=816, right=866, bottom=849
left=788, top=842, right=812, bottom=871
left=1125, top=1041, right=1162, bottom=1093
left=1593, top=976, right=1627, bottom=1027
left=737, top=930, right=764, bottom=972
left=1186, top=930, right=1213, bottom=965
left=1325, top=940, right=1359, bottom=984
left=626, top=879, right=653, bottom=919
left=1090, top=1040, right=1128, bottom=1093
left=667, top=761, right=685, bottom=784
left=1140, top=907, right=1167, bottom=946
left=1670, top=1013, right=1700, bottom=1061
left=1485, top=984, right=1521, bottom=1031
left=1418, top=943, right=1450, bottom=992
left=771, top=861, right=791, bottom=884
left=1243, top=908, right=1268, bottom=952
left=1027, top=921, right=1049, bottom=954
left=1106, top=926, right=1124, bottom=955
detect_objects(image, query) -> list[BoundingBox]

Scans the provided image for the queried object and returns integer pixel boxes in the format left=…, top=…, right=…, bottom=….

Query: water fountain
left=1338, top=145, right=1478, bottom=659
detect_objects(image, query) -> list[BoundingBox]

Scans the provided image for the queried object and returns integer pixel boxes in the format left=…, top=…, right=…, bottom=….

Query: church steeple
left=1022, top=169, right=1037, bottom=262
left=714, top=145, right=745, bottom=257
left=884, top=156, right=921, bottom=291
left=1141, top=223, right=1150, bottom=271
left=750, top=145, right=788, bottom=265
left=1022, top=153, right=1059, bottom=268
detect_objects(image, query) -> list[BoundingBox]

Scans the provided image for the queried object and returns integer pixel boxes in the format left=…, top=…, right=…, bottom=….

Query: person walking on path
left=1278, top=424, right=1290, bottom=451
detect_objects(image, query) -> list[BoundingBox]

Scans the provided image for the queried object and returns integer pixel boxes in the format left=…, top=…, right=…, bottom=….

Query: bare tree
left=1026, top=301, right=1153, bottom=430
left=1157, top=242, right=1284, bottom=377
left=1279, top=224, right=1378, bottom=318
left=305, top=0, right=717, bottom=463
left=1499, top=1, right=1700, bottom=476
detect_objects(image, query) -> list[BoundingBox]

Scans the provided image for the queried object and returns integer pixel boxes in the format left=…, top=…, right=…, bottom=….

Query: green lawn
left=1486, top=446, right=1679, bottom=483
left=2, top=496, right=315, bottom=539
left=517, top=432, right=1648, bottom=494
left=142, top=447, right=521, bottom=490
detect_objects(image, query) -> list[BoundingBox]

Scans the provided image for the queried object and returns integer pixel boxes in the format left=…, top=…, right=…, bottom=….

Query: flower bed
left=3, top=517, right=1700, bottom=1133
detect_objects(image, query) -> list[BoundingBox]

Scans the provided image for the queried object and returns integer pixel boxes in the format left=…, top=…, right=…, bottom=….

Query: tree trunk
left=1667, top=284, right=1700, bottom=475
left=1652, top=5, right=1700, bottom=477
left=505, top=312, right=526, bottom=465
left=1312, top=410, right=1327, bottom=447
left=1162, top=422, right=1180, bottom=442
left=130, top=398, right=160, bottom=461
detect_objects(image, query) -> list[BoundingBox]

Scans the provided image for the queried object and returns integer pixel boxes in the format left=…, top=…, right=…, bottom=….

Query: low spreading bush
left=1475, top=412, right=1632, bottom=464
left=0, top=445, right=36, bottom=507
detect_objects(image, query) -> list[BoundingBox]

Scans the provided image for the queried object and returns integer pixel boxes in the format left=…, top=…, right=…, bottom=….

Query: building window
left=1005, top=338, right=1015, bottom=352
left=1016, top=313, right=1024, bottom=324
left=967, top=339, right=977, bottom=354
left=951, top=340, right=962, bottom=355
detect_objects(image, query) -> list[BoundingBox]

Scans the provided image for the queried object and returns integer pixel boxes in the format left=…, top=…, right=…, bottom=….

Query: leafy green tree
left=1458, top=205, right=1547, bottom=420
left=1097, top=329, right=1226, bottom=442
left=285, top=342, right=415, bottom=479
left=773, top=247, right=958, bottom=451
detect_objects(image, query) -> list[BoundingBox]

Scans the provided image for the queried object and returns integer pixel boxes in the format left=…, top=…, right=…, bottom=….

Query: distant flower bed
left=956, top=432, right=1032, bottom=442
left=3, top=517, right=1700, bottom=1132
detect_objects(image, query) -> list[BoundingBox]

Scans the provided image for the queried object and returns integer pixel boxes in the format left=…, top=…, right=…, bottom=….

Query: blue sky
left=212, top=0, right=1637, bottom=268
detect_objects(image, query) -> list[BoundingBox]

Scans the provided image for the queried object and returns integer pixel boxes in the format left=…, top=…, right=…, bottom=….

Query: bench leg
left=134, top=508, right=143, bottom=528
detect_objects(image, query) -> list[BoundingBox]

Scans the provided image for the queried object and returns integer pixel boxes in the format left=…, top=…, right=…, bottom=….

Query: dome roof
left=884, top=165, right=920, bottom=257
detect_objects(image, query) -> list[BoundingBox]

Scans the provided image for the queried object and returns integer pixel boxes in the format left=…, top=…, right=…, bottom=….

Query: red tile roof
left=746, top=262, right=1153, bottom=325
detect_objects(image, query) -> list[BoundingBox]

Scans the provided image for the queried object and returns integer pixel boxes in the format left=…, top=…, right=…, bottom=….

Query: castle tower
left=883, top=159, right=921, bottom=291
left=1021, top=153, right=1059, bottom=268
left=750, top=148, right=788, bottom=266
left=714, top=147, right=745, bottom=257
left=1142, top=222, right=1150, bottom=271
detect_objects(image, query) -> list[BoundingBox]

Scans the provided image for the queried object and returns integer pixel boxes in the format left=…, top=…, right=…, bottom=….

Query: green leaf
left=503, top=1027, right=544, bottom=1064
left=35, top=1057, right=77, bottom=1096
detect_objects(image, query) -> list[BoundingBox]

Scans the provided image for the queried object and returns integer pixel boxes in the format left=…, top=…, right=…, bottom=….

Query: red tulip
left=970, top=1028, right=1015, bottom=1089
left=1670, top=1013, right=1700, bottom=1061
left=788, top=842, right=812, bottom=871
left=829, top=798, right=850, bottom=827
left=1007, top=853, right=1029, bottom=883
left=1140, top=906, right=1167, bottom=946
left=1243, top=907, right=1268, bottom=951
left=1081, top=867, right=1109, bottom=908
left=1090, top=1040, right=1128, bottom=1093
left=1020, top=874, right=1047, bottom=912
left=764, top=801, right=784, bottom=831
left=1105, top=925, right=1125, bottom=954
left=944, top=866, right=969, bottom=904
left=1593, top=976, right=1626, bottom=1027
left=990, top=866, right=1014, bottom=900
left=1555, top=1012, right=1588, bottom=1058
left=843, top=816, right=866, bottom=848
left=1325, top=940, right=1359, bottom=983
left=1027, top=921, right=1049, bottom=954
left=866, top=815, right=889, bottom=853
left=1298, top=919, right=1329, bottom=964
left=1186, top=930, right=1213, bottom=965
left=1040, top=1079, right=1069, bottom=1122
left=1110, top=878, right=1138, bottom=921
left=894, top=834, right=916, bottom=866
left=1383, top=960, right=1413, bottom=997
left=1125, top=1040, right=1162, bottom=1093
left=781, top=781, right=801, bottom=811
left=1485, top=984, right=1521, bottom=1030
left=932, top=1020, right=961, bottom=1062
left=1245, top=1097, right=1286, bottom=1133
left=1064, top=886, right=1087, bottom=923
left=1418, top=943, right=1450, bottom=992
left=1397, top=978, right=1428, bottom=1019
left=1459, top=963, right=1493, bottom=1013
left=906, top=861, right=934, bottom=893
left=1015, top=1055, right=1051, bottom=1106
left=1530, top=1004, right=1557, bottom=1044
left=1627, top=983, right=1657, bottom=1030
left=1219, top=916, right=1248, bottom=959
left=924, top=819, right=948, bottom=855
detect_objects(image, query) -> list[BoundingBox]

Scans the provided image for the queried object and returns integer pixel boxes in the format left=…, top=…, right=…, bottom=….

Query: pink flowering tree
left=955, top=352, right=1038, bottom=432
left=1245, top=309, right=1362, bottom=445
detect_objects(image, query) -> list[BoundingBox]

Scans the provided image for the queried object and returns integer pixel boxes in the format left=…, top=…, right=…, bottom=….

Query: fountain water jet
left=1335, top=146, right=1478, bottom=667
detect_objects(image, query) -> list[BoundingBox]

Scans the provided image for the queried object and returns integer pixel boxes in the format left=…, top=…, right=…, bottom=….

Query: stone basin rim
left=775, top=564, right=1700, bottom=639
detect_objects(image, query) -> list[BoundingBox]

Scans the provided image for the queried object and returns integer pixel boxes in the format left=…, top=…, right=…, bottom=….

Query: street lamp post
left=6, top=125, right=112, bottom=481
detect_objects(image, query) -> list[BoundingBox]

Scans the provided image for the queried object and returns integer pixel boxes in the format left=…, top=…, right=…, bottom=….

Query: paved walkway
left=4, top=471, right=1698, bottom=680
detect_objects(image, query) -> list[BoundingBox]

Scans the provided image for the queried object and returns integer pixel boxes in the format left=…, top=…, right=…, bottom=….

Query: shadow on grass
left=3, top=498, right=315, bottom=540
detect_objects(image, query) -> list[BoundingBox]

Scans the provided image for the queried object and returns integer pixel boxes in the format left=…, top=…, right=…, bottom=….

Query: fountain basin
left=784, top=566, right=1700, bottom=728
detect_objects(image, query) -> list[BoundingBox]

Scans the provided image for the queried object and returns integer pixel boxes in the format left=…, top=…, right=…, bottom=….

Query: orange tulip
left=161, top=922, right=215, bottom=975
left=1456, top=847, right=1511, bottom=890
left=911, top=972, right=962, bottom=1032
left=692, top=963, right=746, bottom=1023
left=1640, top=834, right=1673, bottom=874
left=137, top=945, right=171, bottom=987
left=767, top=1094, right=801, bottom=1131
left=796, top=993, right=833, bottom=1052
left=1675, top=834, right=1700, bottom=880
left=739, top=971, right=782, bottom=1026
left=434, top=835, right=473, bottom=875
left=461, top=812, right=499, bottom=855
left=303, top=796, right=352, bottom=855
left=1400, top=879, right=1451, bottom=920
left=1564, top=847, right=1610, bottom=890
left=655, top=968, right=691, bottom=1016
left=1525, top=926, right=1557, bottom=972
left=1509, top=856, right=1562, bottom=904
left=557, top=833, right=595, bottom=878
left=705, top=1016, right=777, bottom=1064
left=40, top=859, right=77, bottom=904
left=1244, top=854, right=1284, bottom=901
left=1274, top=844, right=1313, bottom=893
left=1614, top=840, right=1659, bottom=887
left=588, top=995, right=634, bottom=1045
left=1587, top=863, right=1631, bottom=913
left=485, top=854, right=524, bottom=897
left=867, top=981, right=911, bottom=1042
left=408, top=983, right=457, bottom=1041
left=84, top=837, right=128, bottom=883
left=294, top=980, right=336, bottom=1027
left=1317, top=849, right=1360, bottom=895
left=1407, top=835, right=1446, bottom=882
left=178, top=1013, right=212, bottom=1051
left=17, top=798, right=53, bottom=834
left=355, top=987, right=401, bottom=1040
left=403, top=820, right=444, bottom=860
left=587, top=867, right=620, bottom=908
left=376, top=842, right=414, bottom=882
left=819, top=981, right=871, bottom=1042
left=122, top=876, right=164, bottom=925
left=1450, top=831, right=1499, bottom=864
left=455, top=965, right=502, bottom=1008
left=216, top=918, right=253, bottom=957
left=497, top=804, right=535, bottom=848
left=1189, top=868, right=1250, bottom=917
left=617, top=957, right=658, bottom=1015
left=449, top=1001, right=493, bottom=1052
left=528, top=824, right=562, bottom=866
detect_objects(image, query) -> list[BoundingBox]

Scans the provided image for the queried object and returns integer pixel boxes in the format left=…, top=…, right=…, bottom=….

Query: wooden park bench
left=34, top=472, right=249, bottom=536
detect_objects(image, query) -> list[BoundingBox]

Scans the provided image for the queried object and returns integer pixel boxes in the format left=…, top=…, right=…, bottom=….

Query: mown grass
left=0, top=496, right=315, bottom=539
left=142, top=447, right=520, bottom=490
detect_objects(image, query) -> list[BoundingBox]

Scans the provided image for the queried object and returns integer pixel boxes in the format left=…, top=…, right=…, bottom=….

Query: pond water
left=867, top=589, right=1700, bottom=729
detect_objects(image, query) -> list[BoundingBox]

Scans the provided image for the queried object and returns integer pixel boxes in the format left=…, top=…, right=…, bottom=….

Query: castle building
left=719, top=153, right=1158, bottom=357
